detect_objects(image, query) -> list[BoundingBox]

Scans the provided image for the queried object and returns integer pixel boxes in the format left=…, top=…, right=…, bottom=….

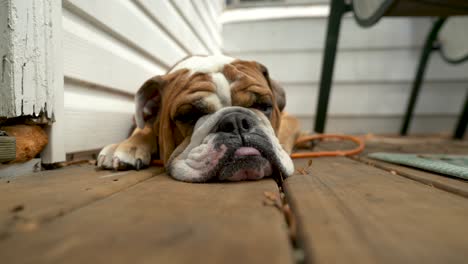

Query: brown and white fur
left=97, top=55, right=300, bottom=182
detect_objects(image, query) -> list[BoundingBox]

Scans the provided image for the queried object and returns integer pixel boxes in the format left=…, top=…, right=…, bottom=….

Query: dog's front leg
left=278, top=113, right=301, bottom=155
left=97, top=123, right=157, bottom=170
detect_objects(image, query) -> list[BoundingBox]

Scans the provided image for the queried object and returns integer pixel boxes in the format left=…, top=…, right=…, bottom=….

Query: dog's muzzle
left=167, top=107, right=294, bottom=183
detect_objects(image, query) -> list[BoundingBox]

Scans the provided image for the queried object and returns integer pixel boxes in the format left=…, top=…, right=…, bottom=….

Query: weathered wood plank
left=358, top=137, right=468, bottom=198
left=0, top=0, right=58, bottom=118
left=357, top=156, right=468, bottom=198
left=0, top=165, right=164, bottom=239
left=318, top=137, right=468, bottom=198
left=285, top=157, right=468, bottom=264
left=0, top=175, right=293, bottom=264
left=363, top=137, right=468, bottom=155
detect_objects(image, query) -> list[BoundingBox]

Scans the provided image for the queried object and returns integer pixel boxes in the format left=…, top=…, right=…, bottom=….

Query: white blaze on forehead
left=170, top=55, right=235, bottom=74
left=211, top=72, right=232, bottom=107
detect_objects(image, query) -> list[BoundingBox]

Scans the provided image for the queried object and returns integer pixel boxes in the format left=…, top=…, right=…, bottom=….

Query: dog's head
left=136, top=55, right=293, bottom=182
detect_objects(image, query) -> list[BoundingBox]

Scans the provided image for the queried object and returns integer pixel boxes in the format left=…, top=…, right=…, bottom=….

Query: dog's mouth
left=217, top=147, right=272, bottom=181
left=208, top=133, right=287, bottom=182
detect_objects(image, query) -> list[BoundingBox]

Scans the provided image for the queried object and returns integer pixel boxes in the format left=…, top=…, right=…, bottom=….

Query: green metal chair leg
left=314, top=0, right=350, bottom=133
left=400, top=18, right=447, bottom=135
left=453, top=92, right=468, bottom=139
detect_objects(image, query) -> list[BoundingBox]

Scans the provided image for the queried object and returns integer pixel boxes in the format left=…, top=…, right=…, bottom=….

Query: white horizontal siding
left=297, top=115, right=460, bottom=135
left=222, top=11, right=468, bottom=134
left=64, top=79, right=134, bottom=153
left=62, top=8, right=164, bottom=94
left=135, top=0, right=208, bottom=54
left=64, top=0, right=187, bottom=67
left=285, top=82, right=467, bottom=116
left=172, top=0, right=221, bottom=54
left=62, top=0, right=223, bottom=154
left=234, top=50, right=468, bottom=83
left=223, top=16, right=430, bottom=52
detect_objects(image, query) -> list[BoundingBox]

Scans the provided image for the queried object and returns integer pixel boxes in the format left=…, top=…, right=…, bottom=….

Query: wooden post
left=41, top=0, right=66, bottom=163
left=0, top=0, right=65, bottom=163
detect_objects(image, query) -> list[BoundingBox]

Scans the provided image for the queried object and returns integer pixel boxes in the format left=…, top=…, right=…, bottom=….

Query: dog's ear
left=257, top=63, right=286, bottom=112
left=135, top=76, right=166, bottom=129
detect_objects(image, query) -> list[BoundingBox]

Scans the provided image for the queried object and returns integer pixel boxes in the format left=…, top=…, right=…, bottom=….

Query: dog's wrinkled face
left=136, top=55, right=293, bottom=182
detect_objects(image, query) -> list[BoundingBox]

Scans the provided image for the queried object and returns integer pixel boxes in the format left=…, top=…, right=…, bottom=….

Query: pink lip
left=234, top=147, right=261, bottom=157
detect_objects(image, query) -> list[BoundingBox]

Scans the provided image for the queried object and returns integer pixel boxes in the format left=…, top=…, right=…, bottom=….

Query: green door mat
left=368, top=153, right=468, bottom=180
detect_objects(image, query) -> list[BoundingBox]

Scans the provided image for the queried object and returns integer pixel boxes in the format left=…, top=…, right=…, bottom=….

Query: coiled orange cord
left=290, top=134, right=365, bottom=158
left=151, top=134, right=365, bottom=166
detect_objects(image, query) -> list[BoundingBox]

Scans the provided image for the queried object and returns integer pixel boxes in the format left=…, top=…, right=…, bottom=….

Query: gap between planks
left=284, top=157, right=468, bottom=264
left=319, top=139, right=468, bottom=199
left=0, top=173, right=294, bottom=264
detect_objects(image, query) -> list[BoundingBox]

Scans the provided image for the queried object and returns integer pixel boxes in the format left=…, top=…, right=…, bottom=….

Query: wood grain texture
left=0, top=174, right=293, bottom=264
left=357, top=137, right=468, bottom=198
left=318, top=137, right=468, bottom=198
left=40, top=0, right=66, bottom=164
left=0, top=0, right=59, bottom=118
left=0, top=165, right=164, bottom=240
left=284, top=157, right=468, bottom=264
left=357, top=156, right=468, bottom=198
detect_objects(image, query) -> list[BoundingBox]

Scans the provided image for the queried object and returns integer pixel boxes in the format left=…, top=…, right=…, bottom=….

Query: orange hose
left=151, top=134, right=365, bottom=166
left=290, top=134, right=365, bottom=159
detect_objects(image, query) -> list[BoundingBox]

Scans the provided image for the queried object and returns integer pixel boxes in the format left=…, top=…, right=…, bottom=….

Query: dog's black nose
left=216, top=112, right=255, bottom=135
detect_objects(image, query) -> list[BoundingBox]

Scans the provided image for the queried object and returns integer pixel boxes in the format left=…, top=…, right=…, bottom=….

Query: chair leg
left=400, top=18, right=447, bottom=135
left=453, top=91, right=468, bottom=139
left=314, top=0, right=350, bottom=133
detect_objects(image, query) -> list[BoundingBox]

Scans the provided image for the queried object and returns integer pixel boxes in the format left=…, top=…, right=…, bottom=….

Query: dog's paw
left=97, top=141, right=152, bottom=171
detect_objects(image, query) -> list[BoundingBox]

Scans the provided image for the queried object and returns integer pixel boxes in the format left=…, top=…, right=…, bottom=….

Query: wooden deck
left=1, top=136, right=468, bottom=264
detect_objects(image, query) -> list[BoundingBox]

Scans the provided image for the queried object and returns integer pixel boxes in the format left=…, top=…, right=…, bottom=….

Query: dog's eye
left=252, top=103, right=273, bottom=118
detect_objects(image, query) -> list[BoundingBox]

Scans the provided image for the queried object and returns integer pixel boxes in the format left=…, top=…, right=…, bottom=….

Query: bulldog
left=97, top=55, right=300, bottom=182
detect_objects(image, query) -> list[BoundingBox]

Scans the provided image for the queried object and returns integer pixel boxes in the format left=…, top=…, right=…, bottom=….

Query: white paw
left=97, top=141, right=152, bottom=170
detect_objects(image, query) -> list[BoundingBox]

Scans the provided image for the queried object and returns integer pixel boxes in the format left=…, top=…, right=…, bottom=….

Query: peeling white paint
left=0, top=0, right=58, bottom=119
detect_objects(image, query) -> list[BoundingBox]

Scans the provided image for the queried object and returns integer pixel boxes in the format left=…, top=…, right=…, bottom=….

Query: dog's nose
left=216, top=112, right=255, bottom=135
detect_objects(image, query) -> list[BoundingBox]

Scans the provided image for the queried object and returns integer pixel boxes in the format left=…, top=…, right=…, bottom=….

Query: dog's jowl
left=97, top=55, right=299, bottom=182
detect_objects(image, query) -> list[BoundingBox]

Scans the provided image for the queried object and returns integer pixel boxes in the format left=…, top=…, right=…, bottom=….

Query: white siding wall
left=222, top=7, right=468, bottom=134
left=62, top=0, right=224, bottom=155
